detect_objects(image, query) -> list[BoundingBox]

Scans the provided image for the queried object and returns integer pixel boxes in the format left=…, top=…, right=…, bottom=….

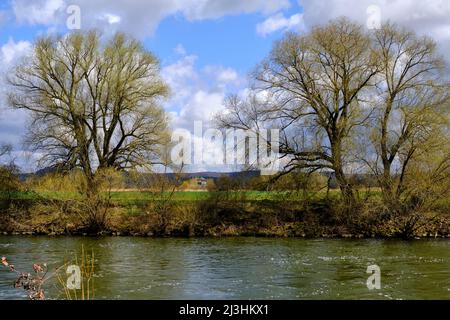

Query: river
left=0, top=236, right=449, bottom=300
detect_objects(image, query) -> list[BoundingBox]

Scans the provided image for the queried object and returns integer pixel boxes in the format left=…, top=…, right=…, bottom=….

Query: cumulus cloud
left=161, top=48, right=246, bottom=172
left=162, top=50, right=243, bottom=131
left=256, top=12, right=304, bottom=36
left=0, top=39, right=33, bottom=170
left=0, top=38, right=32, bottom=64
left=11, top=0, right=450, bottom=52
left=12, top=0, right=65, bottom=25
left=99, top=13, right=121, bottom=25
left=177, top=90, right=225, bottom=127
left=11, top=0, right=290, bottom=38
left=181, top=0, right=290, bottom=20
left=204, top=65, right=239, bottom=84
left=0, top=39, right=242, bottom=171
left=299, top=0, right=450, bottom=29
left=299, top=0, right=450, bottom=56
left=162, top=54, right=200, bottom=109
left=5, top=0, right=450, bottom=172
left=0, top=38, right=32, bottom=106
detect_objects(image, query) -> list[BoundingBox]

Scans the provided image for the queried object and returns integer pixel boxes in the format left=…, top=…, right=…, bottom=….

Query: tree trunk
left=334, top=166, right=355, bottom=207
left=331, top=138, right=356, bottom=207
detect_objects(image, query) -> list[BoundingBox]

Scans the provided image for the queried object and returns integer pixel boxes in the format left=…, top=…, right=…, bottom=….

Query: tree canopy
left=8, top=31, right=170, bottom=190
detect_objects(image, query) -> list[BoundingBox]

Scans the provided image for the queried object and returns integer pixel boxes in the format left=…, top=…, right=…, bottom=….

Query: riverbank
left=1, top=228, right=449, bottom=239
left=1, top=196, right=449, bottom=239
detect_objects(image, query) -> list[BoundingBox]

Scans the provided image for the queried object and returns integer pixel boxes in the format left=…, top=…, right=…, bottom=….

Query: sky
left=0, top=0, right=449, bottom=172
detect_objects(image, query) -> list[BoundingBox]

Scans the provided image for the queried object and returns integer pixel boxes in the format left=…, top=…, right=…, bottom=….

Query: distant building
left=196, top=177, right=208, bottom=187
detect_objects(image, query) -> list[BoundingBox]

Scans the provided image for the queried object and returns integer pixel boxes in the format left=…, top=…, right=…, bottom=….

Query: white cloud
left=0, top=39, right=33, bottom=170
left=181, top=0, right=290, bottom=21
left=299, top=0, right=450, bottom=30
left=299, top=0, right=450, bottom=57
left=161, top=48, right=244, bottom=130
left=0, top=38, right=32, bottom=101
left=11, top=0, right=449, bottom=56
left=204, top=65, right=239, bottom=84
left=216, top=68, right=239, bottom=83
left=161, top=48, right=247, bottom=172
left=162, top=54, right=200, bottom=108
left=100, top=13, right=121, bottom=25
left=11, top=0, right=290, bottom=38
left=12, top=0, right=64, bottom=25
left=0, top=38, right=32, bottom=64
left=179, top=90, right=225, bottom=126
left=256, top=12, right=304, bottom=36
left=0, top=40, right=241, bottom=171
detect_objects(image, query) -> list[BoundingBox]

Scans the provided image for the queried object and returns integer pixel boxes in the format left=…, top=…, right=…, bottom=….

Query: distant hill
left=122, top=171, right=261, bottom=187
left=18, top=167, right=261, bottom=182
left=18, top=168, right=378, bottom=188
left=18, top=166, right=65, bottom=181
left=175, top=171, right=261, bottom=179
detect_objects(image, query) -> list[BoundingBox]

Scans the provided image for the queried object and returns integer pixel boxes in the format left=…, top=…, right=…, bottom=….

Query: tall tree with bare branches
left=8, top=31, right=170, bottom=194
left=219, top=18, right=379, bottom=205
left=369, top=23, right=449, bottom=211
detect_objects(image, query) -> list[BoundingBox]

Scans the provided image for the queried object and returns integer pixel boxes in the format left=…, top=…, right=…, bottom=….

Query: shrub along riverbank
left=1, top=191, right=449, bottom=239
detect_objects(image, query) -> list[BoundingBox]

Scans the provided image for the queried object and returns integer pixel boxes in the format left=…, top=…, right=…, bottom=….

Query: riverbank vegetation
left=0, top=170, right=449, bottom=239
left=0, top=19, right=448, bottom=239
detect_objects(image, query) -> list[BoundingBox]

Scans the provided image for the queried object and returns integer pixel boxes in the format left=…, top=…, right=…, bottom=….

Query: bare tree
left=219, top=19, right=379, bottom=205
left=369, top=23, right=450, bottom=211
left=8, top=31, right=170, bottom=194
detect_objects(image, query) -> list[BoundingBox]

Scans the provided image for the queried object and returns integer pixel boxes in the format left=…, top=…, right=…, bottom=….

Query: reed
left=57, top=245, right=95, bottom=300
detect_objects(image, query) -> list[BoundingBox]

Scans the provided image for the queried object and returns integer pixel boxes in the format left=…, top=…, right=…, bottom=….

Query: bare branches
left=8, top=31, right=170, bottom=192
left=217, top=19, right=449, bottom=211
left=371, top=22, right=449, bottom=205
left=0, top=144, right=12, bottom=159
left=220, top=18, right=381, bottom=204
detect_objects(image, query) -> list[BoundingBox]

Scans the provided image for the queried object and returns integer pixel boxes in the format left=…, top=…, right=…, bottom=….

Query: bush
left=0, top=164, right=22, bottom=201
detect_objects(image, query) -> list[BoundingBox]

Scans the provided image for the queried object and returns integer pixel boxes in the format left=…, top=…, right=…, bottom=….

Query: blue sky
left=0, top=1, right=304, bottom=71
left=147, top=8, right=303, bottom=72
left=0, top=0, right=449, bottom=172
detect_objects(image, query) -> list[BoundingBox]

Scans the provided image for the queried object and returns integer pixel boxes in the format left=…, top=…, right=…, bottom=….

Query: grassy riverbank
left=1, top=190, right=449, bottom=239
left=1, top=190, right=348, bottom=201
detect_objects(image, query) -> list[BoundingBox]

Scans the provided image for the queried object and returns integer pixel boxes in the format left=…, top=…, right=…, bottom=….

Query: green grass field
left=1, top=190, right=338, bottom=202
left=1, top=190, right=448, bottom=206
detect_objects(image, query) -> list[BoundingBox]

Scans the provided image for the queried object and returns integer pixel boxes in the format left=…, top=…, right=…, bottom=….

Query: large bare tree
left=369, top=23, right=449, bottom=210
left=8, top=31, right=170, bottom=193
left=219, top=19, right=379, bottom=205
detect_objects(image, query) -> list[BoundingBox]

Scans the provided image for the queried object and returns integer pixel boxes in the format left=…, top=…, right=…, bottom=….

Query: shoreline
left=1, top=230, right=449, bottom=240
left=2, top=197, right=449, bottom=240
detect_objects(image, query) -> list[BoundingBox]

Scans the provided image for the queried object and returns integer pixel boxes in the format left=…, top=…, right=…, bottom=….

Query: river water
left=0, top=236, right=449, bottom=300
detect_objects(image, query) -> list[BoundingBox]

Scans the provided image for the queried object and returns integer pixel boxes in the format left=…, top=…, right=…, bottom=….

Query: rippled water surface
left=0, top=236, right=449, bottom=300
